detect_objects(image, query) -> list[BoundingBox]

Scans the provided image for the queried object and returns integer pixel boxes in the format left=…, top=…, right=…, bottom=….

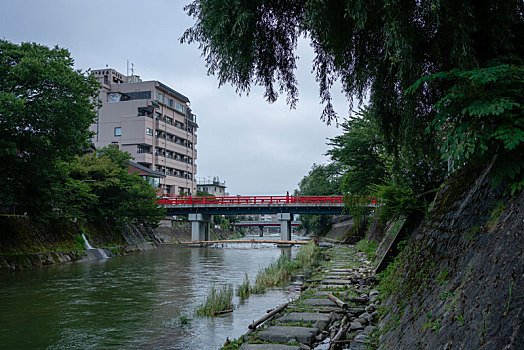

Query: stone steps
left=234, top=247, right=379, bottom=349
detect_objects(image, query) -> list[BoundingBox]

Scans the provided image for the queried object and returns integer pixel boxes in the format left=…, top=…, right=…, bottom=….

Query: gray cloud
left=1, top=0, right=350, bottom=195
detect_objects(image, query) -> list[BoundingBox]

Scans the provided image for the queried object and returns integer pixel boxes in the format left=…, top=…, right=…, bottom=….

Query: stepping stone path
left=224, top=245, right=380, bottom=349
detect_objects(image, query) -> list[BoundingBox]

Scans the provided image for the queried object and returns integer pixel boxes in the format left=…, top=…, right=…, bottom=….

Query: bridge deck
left=179, top=239, right=309, bottom=245
left=159, top=195, right=375, bottom=215
left=235, top=220, right=301, bottom=227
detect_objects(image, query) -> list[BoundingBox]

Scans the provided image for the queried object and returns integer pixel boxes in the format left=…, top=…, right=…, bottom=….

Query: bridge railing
left=158, top=195, right=376, bottom=206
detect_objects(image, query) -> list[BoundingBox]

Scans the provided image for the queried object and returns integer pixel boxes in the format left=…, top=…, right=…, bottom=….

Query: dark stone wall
left=0, top=217, right=81, bottom=255
left=0, top=217, right=158, bottom=271
left=379, top=163, right=523, bottom=349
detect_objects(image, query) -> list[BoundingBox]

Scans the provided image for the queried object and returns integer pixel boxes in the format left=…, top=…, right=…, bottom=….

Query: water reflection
left=0, top=244, right=297, bottom=349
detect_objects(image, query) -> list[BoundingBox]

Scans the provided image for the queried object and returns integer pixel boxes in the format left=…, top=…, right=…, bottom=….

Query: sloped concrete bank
left=377, top=164, right=523, bottom=349
left=0, top=217, right=242, bottom=272
left=154, top=219, right=242, bottom=243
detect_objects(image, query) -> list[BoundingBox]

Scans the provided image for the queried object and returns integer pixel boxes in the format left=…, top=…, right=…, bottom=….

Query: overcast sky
left=1, top=0, right=352, bottom=195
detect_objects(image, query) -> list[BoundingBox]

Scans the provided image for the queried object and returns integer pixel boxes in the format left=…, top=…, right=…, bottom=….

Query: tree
left=410, top=60, right=524, bottom=195
left=182, top=1, right=524, bottom=193
left=182, top=0, right=522, bottom=128
left=327, top=107, right=386, bottom=195
left=60, top=148, right=165, bottom=226
left=295, top=163, right=342, bottom=197
left=295, top=163, right=342, bottom=235
left=0, top=40, right=100, bottom=216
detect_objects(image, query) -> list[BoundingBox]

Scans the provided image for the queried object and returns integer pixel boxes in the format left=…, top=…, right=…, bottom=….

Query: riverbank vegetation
left=254, top=242, right=321, bottom=291
left=183, top=0, right=523, bottom=237
left=0, top=40, right=165, bottom=250
left=184, top=3, right=522, bottom=347
left=195, top=284, right=234, bottom=317
left=237, top=272, right=251, bottom=300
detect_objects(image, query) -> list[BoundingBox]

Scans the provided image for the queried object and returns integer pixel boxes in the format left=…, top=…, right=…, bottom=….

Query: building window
left=149, top=177, right=160, bottom=188
left=156, top=92, right=164, bottom=104
left=175, top=102, right=185, bottom=114
left=137, top=145, right=151, bottom=154
left=138, top=107, right=152, bottom=118
left=146, top=128, right=153, bottom=136
left=114, top=127, right=122, bottom=136
left=126, top=91, right=151, bottom=100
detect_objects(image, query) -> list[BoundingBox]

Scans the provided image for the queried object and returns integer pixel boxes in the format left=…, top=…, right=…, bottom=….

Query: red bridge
left=158, top=194, right=375, bottom=242
left=158, top=194, right=352, bottom=206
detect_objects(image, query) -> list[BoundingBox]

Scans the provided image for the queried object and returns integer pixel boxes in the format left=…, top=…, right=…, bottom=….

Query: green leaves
left=327, top=107, right=386, bottom=195
left=62, top=148, right=164, bottom=226
left=411, top=60, right=524, bottom=195
left=0, top=40, right=100, bottom=216
left=372, top=183, right=420, bottom=223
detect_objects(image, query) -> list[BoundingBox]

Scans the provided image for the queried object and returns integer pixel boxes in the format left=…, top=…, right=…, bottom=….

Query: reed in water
left=196, top=284, right=234, bottom=317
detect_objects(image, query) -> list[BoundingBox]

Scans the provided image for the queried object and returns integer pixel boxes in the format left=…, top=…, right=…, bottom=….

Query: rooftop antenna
left=126, top=59, right=136, bottom=77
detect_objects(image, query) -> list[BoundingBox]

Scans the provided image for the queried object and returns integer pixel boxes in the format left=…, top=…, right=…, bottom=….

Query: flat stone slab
left=321, top=279, right=353, bottom=285
left=325, top=274, right=349, bottom=279
left=258, top=326, right=319, bottom=344
left=312, top=291, right=334, bottom=296
left=301, top=298, right=337, bottom=307
left=349, top=341, right=368, bottom=350
left=329, top=268, right=353, bottom=272
left=318, top=285, right=348, bottom=289
left=279, top=312, right=332, bottom=323
left=240, top=344, right=301, bottom=350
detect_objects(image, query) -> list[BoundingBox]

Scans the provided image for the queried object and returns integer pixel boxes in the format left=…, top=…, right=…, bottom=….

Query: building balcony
left=133, top=152, right=153, bottom=164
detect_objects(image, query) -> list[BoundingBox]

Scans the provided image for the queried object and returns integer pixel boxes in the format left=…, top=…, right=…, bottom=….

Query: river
left=0, top=239, right=298, bottom=349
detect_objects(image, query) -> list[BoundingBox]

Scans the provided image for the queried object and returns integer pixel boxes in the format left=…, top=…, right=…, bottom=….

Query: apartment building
left=90, top=68, right=197, bottom=195
left=197, top=177, right=227, bottom=197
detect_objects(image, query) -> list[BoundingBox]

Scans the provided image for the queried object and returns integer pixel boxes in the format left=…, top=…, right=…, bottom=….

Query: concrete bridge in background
left=158, top=195, right=375, bottom=242
left=235, top=220, right=302, bottom=237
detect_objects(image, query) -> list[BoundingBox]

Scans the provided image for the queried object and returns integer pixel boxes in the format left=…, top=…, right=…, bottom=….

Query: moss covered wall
left=0, top=217, right=83, bottom=255
left=0, top=217, right=151, bottom=255
left=378, top=164, right=523, bottom=349
left=0, top=217, right=161, bottom=271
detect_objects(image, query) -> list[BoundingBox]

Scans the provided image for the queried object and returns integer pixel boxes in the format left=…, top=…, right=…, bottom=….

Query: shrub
left=372, top=183, right=420, bottom=223
left=356, top=239, right=378, bottom=260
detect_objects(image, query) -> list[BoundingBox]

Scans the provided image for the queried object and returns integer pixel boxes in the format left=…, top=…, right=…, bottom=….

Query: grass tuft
left=253, top=242, right=321, bottom=291
left=356, top=239, right=378, bottom=260
left=195, top=284, right=234, bottom=317
left=237, top=272, right=251, bottom=300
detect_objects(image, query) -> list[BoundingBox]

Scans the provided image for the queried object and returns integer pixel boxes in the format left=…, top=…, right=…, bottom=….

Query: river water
left=0, top=239, right=298, bottom=349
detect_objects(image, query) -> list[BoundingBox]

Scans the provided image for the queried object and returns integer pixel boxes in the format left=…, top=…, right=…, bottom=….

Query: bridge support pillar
left=277, top=213, right=292, bottom=241
left=188, top=213, right=212, bottom=241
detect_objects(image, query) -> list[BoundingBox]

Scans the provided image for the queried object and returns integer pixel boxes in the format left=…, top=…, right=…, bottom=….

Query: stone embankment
left=227, top=245, right=378, bottom=350
left=0, top=217, right=159, bottom=272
